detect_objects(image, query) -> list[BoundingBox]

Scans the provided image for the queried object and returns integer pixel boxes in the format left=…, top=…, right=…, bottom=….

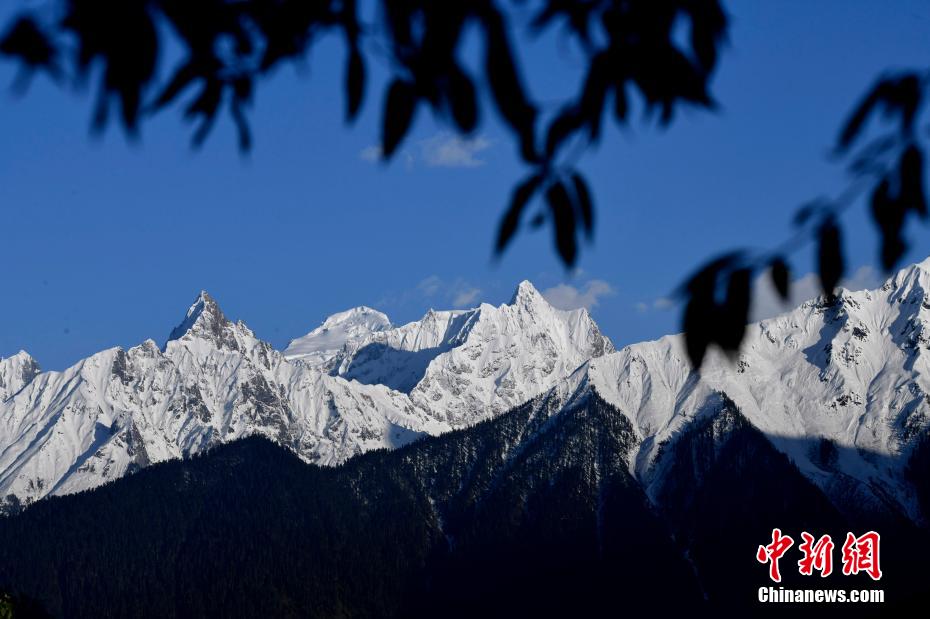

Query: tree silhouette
left=1, top=1, right=925, bottom=368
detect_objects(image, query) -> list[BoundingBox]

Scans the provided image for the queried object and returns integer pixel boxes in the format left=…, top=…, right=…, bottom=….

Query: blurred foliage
left=0, top=0, right=726, bottom=268
left=1, top=1, right=926, bottom=368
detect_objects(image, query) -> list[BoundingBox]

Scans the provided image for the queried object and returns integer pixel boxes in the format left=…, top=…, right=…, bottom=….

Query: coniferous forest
left=0, top=393, right=925, bottom=618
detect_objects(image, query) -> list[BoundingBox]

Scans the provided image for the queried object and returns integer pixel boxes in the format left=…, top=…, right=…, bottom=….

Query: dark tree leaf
left=495, top=173, right=544, bottom=254
left=718, top=268, right=751, bottom=353
left=792, top=200, right=826, bottom=227
left=546, top=181, right=577, bottom=267
left=153, top=62, right=199, bottom=110
left=682, top=280, right=716, bottom=370
left=382, top=79, right=417, bottom=158
left=837, top=74, right=922, bottom=152
left=686, top=0, right=728, bottom=75
left=770, top=257, right=790, bottom=301
left=545, top=107, right=583, bottom=157
left=185, top=80, right=223, bottom=148
left=838, top=81, right=887, bottom=152
left=448, top=66, right=478, bottom=133
left=680, top=252, right=745, bottom=369
left=483, top=9, right=537, bottom=161
left=230, top=99, right=252, bottom=152
left=870, top=178, right=908, bottom=271
left=0, top=15, right=57, bottom=70
left=579, top=52, right=610, bottom=140
left=900, top=143, right=927, bottom=218
left=817, top=218, right=844, bottom=296
left=846, top=135, right=898, bottom=176
left=346, top=48, right=365, bottom=122
left=613, top=82, right=629, bottom=124
left=570, top=172, right=594, bottom=239
left=529, top=212, right=547, bottom=228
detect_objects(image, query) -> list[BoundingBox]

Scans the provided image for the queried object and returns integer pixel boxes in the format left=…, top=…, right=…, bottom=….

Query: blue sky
left=2, top=1, right=930, bottom=370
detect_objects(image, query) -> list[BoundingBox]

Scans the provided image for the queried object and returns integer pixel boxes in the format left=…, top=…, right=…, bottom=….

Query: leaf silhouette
left=0, top=16, right=57, bottom=71
left=448, top=66, right=478, bottom=133
left=579, top=52, right=610, bottom=140
left=837, top=74, right=922, bottom=152
left=483, top=9, right=537, bottom=161
left=570, top=172, right=594, bottom=239
left=681, top=252, right=745, bottom=369
left=614, top=82, right=628, bottom=124
left=185, top=80, right=223, bottom=148
left=817, top=218, right=844, bottom=296
left=152, top=62, right=199, bottom=111
left=870, top=178, right=908, bottom=271
left=546, top=181, right=577, bottom=267
left=346, top=48, right=365, bottom=122
left=900, top=143, right=927, bottom=218
left=718, top=268, right=751, bottom=353
left=382, top=79, right=417, bottom=158
left=545, top=107, right=583, bottom=157
left=496, top=174, right=544, bottom=254
left=837, top=81, right=885, bottom=152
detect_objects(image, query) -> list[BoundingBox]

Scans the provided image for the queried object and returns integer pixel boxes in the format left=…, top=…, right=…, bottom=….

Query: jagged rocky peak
left=0, top=351, right=41, bottom=401
left=165, top=290, right=242, bottom=350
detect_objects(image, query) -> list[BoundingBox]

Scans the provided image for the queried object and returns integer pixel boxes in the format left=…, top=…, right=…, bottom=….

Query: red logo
left=756, top=528, right=794, bottom=582
left=798, top=532, right=834, bottom=577
left=757, top=529, right=881, bottom=581
left=841, top=531, right=882, bottom=581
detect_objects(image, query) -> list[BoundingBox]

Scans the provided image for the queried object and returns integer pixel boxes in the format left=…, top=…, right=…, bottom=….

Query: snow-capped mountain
left=528, top=258, right=930, bottom=522
left=0, top=282, right=610, bottom=509
left=6, top=259, right=930, bottom=522
left=0, top=292, right=444, bottom=508
left=283, top=306, right=392, bottom=368
left=0, top=351, right=40, bottom=402
left=329, top=281, right=615, bottom=425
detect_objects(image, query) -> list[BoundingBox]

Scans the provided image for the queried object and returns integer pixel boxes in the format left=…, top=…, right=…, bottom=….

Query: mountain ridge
left=0, top=280, right=611, bottom=510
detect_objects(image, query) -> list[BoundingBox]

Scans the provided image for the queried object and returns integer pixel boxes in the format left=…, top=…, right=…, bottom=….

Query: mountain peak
left=283, top=306, right=392, bottom=365
left=320, top=306, right=391, bottom=330
left=0, top=350, right=41, bottom=401
left=510, top=280, right=546, bottom=306
left=166, top=290, right=233, bottom=346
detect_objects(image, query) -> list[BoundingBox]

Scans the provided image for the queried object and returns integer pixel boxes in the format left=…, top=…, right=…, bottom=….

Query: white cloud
left=542, top=279, right=615, bottom=311
left=452, top=286, right=482, bottom=308
left=653, top=297, right=674, bottom=310
left=359, top=145, right=382, bottom=162
left=414, top=275, right=482, bottom=308
left=635, top=297, right=674, bottom=313
left=416, top=275, right=443, bottom=298
left=418, top=132, right=491, bottom=168
left=360, top=133, right=492, bottom=169
left=751, top=264, right=881, bottom=322
left=358, top=131, right=491, bottom=170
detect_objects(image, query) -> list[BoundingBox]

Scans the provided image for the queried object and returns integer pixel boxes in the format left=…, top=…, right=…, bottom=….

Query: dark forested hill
left=0, top=391, right=924, bottom=618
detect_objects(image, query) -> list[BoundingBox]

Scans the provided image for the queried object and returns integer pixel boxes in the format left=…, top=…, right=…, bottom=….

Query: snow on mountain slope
left=0, top=351, right=40, bottom=402
left=283, top=306, right=392, bottom=368
left=333, top=281, right=615, bottom=425
left=556, top=258, right=930, bottom=521
left=0, top=292, right=446, bottom=508
left=0, top=282, right=614, bottom=509
left=14, top=256, right=930, bottom=521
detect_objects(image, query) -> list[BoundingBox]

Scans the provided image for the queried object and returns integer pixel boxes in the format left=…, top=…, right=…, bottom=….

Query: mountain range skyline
left=5, top=257, right=930, bottom=525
